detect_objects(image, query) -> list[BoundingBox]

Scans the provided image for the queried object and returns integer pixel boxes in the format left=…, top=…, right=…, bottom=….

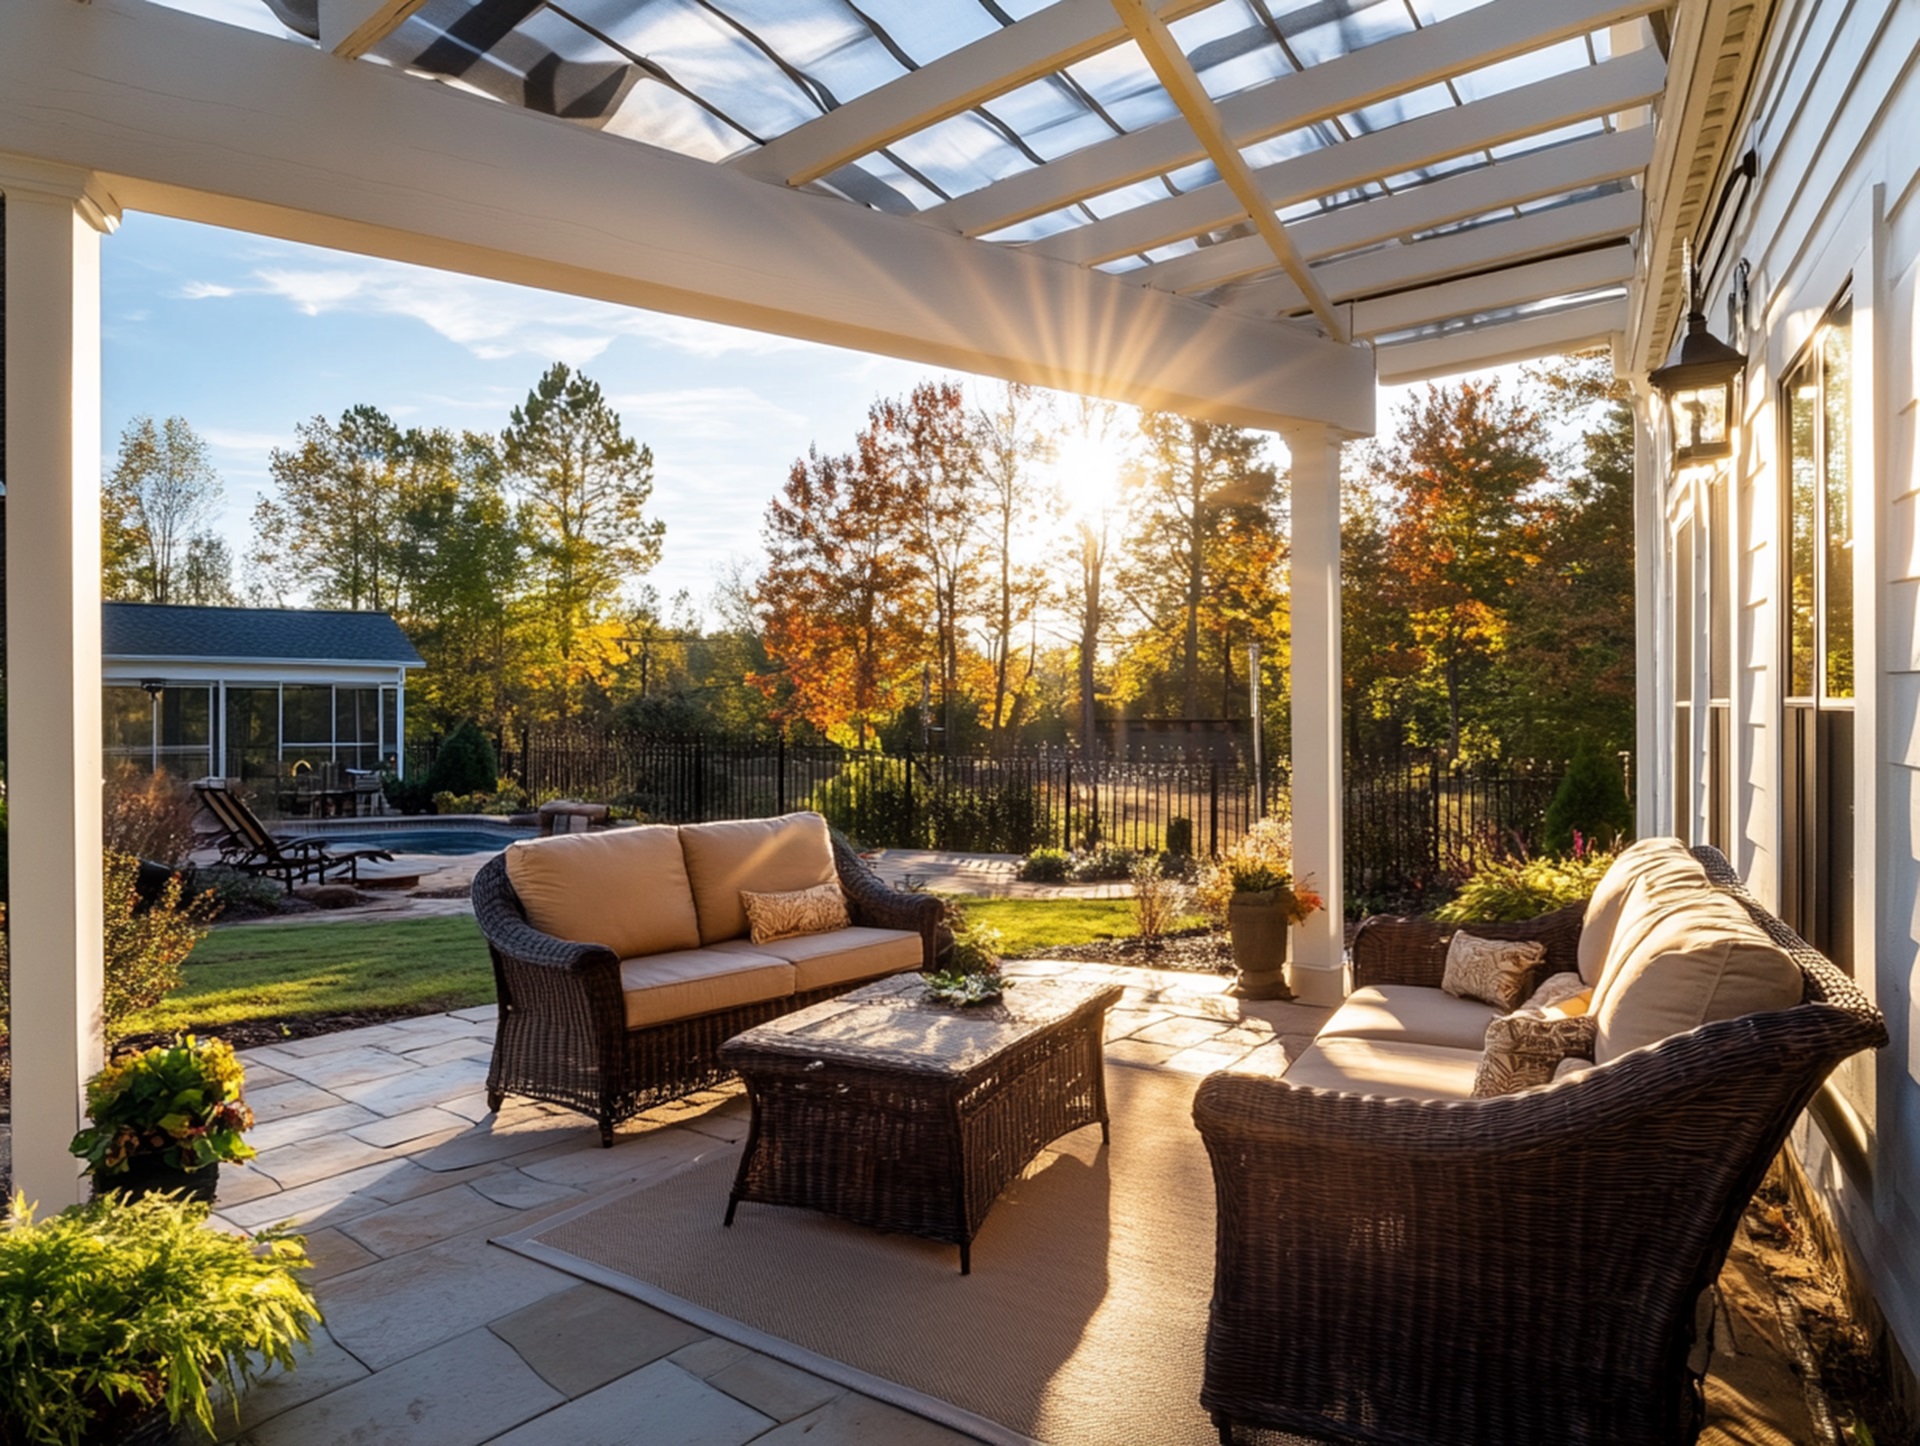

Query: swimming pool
left=296, top=827, right=532, bottom=857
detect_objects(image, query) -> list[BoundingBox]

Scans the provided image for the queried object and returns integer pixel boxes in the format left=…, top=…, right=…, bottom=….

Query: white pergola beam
left=1109, top=0, right=1343, bottom=340
left=1214, top=189, right=1644, bottom=318
left=0, top=0, right=1375, bottom=436
left=730, top=0, right=1214, bottom=189
left=1, top=161, right=113, bottom=1209
left=1139, top=126, right=1654, bottom=295
left=317, top=0, right=424, bottom=58
left=1348, top=244, right=1635, bottom=336
left=927, top=0, right=1663, bottom=240
left=1031, top=48, right=1665, bottom=268
left=1373, top=294, right=1627, bottom=382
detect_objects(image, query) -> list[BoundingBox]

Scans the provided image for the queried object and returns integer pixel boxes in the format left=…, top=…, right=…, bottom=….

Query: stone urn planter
left=1227, top=889, right=1296, bottom=1000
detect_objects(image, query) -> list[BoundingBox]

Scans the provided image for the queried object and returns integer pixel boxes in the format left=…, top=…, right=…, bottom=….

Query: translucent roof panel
left=884, top=110, right=1038, bottom=198
left=1452, top=36, right=1596, bottom=104
left=1281, top=0, right=1419, bottom=68
left=237, top=0, right=1662, bottom=373
left=1168, top=1, right=1296, bottom=102
left=1062, top=41, right=1181, bottom=133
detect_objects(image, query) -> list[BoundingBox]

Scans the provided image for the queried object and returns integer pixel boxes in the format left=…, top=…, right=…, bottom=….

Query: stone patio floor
left=193, top=958, right=1828, bottom=1446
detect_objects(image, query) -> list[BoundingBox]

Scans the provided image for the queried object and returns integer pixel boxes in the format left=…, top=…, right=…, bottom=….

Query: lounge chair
left=191, top=779, right=393, bottom=891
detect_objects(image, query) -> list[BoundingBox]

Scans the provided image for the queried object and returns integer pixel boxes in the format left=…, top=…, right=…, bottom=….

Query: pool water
left=300, top=828, right=531, bottom=857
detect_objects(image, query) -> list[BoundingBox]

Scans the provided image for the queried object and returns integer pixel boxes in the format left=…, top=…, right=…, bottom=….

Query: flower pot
left=93, top=1157, right=219, bottom=1207
left=1226, top=891, right=1295, bottom=1001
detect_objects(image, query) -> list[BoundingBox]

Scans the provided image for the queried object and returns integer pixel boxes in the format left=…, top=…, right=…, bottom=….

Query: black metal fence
left=409, top=728, right=1572, bottom=907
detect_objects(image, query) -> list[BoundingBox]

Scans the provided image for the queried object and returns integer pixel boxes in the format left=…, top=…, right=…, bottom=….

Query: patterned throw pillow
left=740, top=881, right=850, bottom=944
left=1441, top=932, right=1547, bottom=1011
left=1472, top=1012, right=1598, bottom=1097
left=1519, top=970, right=1593, bottom=1019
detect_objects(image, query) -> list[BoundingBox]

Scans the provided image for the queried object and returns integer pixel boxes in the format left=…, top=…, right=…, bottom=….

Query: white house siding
left=1659, top=0, right=1920, bottom=1376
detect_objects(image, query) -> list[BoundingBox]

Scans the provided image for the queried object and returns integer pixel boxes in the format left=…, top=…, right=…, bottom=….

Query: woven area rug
left=500, top=1062, right=1224, bottom=1446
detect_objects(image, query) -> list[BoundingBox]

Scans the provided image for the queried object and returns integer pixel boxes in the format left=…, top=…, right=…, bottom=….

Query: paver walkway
left=203, top=960, right=1321, bottom=1445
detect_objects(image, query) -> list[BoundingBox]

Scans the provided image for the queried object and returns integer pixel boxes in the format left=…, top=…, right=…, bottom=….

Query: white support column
left=1628, top=384, right=1669, bottom=838
left=3, top=165, right=116, bottom=1208
left=1283, top=424, right=1346, bottom=1003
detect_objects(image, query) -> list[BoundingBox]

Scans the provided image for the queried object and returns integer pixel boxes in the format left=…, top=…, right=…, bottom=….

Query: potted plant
left=922, top=911, right=1011, bottom=1006
left=0, top=1191, right=320, bottom=1446
left=70, top=1037, right=256, bottom=1205
left=1204, top=817, right=1324, bottom=1000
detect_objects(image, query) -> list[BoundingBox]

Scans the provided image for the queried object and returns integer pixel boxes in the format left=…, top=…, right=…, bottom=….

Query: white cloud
left=196, top=254, right=814, bottom=365
left=613, top=387, right=808, bottom=440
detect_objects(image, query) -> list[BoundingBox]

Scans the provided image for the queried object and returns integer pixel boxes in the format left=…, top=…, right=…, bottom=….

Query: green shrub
left=1018, top=847, right=1071, bottom=882
left=808, top=756, right=915, bottom=848
left=1068, top=843, right=1140, bottom=882
left=100, top=851, right=218, bottom=1037
left=1434, top=849, right=1618, bottom=924
left=0, top=1192, right=318, bottom=1446
left=70, top=1037, right=256, bottom=1182
left=200, top=868, right=284, bottom=917
left=1165, top=816, right=1194, bottom=858
left=103, top=765, right=199, bottom=867
left=381, top=773, right=435, bottom=815
left=1131, top=854, right=1189, bottom=941
left=425, top=722, right=498, bottom=798
left=1544, top=742, right=1633, bottom=854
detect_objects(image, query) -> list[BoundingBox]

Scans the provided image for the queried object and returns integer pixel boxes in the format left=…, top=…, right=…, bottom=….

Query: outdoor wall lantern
left=1650, top=297, right=1747, bottom=468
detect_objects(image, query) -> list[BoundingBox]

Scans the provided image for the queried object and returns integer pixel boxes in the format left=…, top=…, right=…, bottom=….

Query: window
left=1781, top=291, right=1854, bottom=971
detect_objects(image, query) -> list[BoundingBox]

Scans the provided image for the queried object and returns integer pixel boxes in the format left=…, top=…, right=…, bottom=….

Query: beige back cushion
left=504, top=826, right=702, bottom=958
left=1577, top=837, right=1706, bottom=985
left=679, top=812, right=839, bottom=945
left=1591, top=888, right=1803, bottom=1063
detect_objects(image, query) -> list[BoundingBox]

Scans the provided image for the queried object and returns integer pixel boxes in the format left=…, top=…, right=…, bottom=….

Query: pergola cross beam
left=1107, top=0, right=1344, bottom=341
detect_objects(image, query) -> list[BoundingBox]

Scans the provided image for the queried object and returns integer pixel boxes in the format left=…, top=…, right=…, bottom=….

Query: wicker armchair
left=472, top=832, right=945, bottom=1146
left=1193, top=845, right=1886, bottom=1446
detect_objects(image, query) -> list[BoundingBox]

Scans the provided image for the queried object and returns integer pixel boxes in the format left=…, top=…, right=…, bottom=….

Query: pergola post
left=2, top=165, right=115, bottom=1208
left=1284, top=423, right=1346, bottom=1003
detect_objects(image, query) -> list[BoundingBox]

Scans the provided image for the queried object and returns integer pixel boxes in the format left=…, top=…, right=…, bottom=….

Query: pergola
left=0, top=0, right=1665, bottom=1205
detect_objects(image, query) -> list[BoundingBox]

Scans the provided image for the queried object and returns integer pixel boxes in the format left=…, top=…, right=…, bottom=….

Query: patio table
left=719, top=972, right=1122, bottom=1273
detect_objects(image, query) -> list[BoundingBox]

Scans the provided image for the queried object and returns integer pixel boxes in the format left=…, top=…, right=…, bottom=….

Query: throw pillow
left=1442, top=932, right=1547, bottom=1012
left=1472, top=1013, right=1599, bottom=1097
left=740, top=881, right=849, bottom=945
left=1520, top=970, right=1593, bottom=1018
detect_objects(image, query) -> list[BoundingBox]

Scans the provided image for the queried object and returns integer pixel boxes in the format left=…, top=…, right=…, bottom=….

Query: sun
left=1051, top=423, right=1133, bottom=525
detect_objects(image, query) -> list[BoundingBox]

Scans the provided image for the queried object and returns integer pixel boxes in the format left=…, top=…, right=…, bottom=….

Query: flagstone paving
left=201, top=963, right=1320, bottom=1444
left=191, top=962, right=1826, bottom=1444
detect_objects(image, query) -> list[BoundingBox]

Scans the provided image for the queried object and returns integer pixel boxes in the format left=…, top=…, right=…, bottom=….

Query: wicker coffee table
left=718, top=972, right=1123, bottom=1274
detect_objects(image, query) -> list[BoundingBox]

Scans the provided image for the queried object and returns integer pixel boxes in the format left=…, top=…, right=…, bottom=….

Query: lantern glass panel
left=1671, top=382, right=1729, bottom=453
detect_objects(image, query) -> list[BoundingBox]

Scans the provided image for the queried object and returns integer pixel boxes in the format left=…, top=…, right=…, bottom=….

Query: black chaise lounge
left=192, top=779, right=393, bottom=891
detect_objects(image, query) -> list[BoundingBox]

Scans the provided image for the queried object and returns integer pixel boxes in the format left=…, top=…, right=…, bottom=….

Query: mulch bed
left=1023, top=928, right=1235, bottom=976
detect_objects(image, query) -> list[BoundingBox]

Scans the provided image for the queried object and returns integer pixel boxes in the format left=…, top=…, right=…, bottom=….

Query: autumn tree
left=501, top=364, right=664, bottom=718
left=105, top=416, right=224, bottom=604
left=1366, top=380, right=1550, bottom=757
left=1116, top=413, right=1280, bottom=720
left=755, top=443, right=926, bottom=744
left=176, top=533, right=239, bottom=606
left=1054, top=399, right=1130, bottom=752
left=971, top=382, right=1058, bottom=746
left=253, top=405, right=411, bottom=611
left=868, top=382, right=977, bottom=745
left=389, top=429, right=529, bottom=734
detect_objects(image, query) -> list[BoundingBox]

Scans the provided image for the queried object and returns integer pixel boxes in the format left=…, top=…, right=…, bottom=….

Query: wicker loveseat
left=1193, top=841, right=1887, bottom=1446
left=472, top=812, right=943, bottom=1145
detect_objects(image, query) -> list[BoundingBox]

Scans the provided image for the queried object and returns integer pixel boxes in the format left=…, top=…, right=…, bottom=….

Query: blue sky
left=102, top=212, right=951, bottom=615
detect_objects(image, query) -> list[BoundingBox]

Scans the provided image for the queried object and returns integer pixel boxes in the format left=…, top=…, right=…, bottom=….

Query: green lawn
left=121, top=915, right=494, bottom=1035
left=118, top=898, right=1208, bottom=1036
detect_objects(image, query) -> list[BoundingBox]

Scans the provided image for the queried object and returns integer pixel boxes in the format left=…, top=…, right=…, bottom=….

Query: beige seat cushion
left=1591, top=890, right=1803, bottom=1064
left=1577, top=837, right=1708, bottom=986
left=505, top=826, right=702, bottom=959
left=618, top=948, right=795, bottom=1030
left=1319, top=984, right=1500, bottom=1052
left=679, top=813, right=839, bottom=945
left=1279, top=1038, right=1482, bottom=1102
left=712, top=926, right=922, bottom=991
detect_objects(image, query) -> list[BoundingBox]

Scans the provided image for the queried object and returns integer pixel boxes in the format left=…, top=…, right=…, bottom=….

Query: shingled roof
left=102, top=603, right=423, bottom=667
